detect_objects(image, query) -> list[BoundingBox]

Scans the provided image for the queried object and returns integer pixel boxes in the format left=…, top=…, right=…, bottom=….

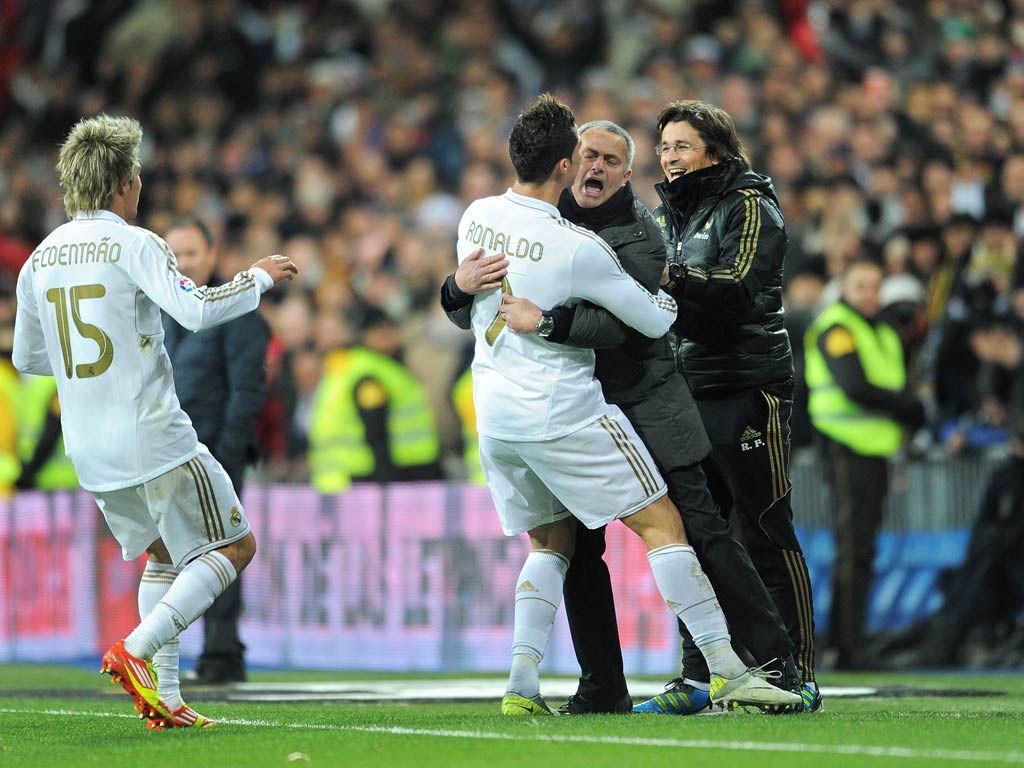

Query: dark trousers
left=694, top=390, right=817, bottom=682
left=563, top=523, right=628, bottom=701
left=563, top=379, right=793, bottom=699
left=675, top=455, right=793, bottom=683
left=199, top=472, right=246, bottom=674
left=201, top=579, right=244, bottom=663
left=821, top=437, right=887, bottom=668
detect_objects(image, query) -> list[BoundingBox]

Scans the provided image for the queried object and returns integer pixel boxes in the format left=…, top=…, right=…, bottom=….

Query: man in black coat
left=163, top=217, right=271, bottom=684
left=442, top=121, right=799, bottom=714
left=653, top=100, right=820, bottom=710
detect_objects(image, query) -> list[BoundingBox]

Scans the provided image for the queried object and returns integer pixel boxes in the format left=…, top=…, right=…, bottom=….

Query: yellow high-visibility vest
left=805, top=302, right=905, bottom=457
left=451, top=368, right=485, bottom=485
left=309, top=348, right=440, bottom=494
left=0, top=361, right=20, bottom=496
left=17, top=375, right=78, bottom=490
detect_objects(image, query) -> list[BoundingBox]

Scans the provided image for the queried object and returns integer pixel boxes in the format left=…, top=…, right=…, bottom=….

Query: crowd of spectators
left=1, top=0, right=1022, bottom=489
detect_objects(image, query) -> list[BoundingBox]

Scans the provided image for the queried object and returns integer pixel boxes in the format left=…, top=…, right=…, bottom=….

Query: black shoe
left=191, top=658, right=247, bottom=685
left=557, top=692, right=633, bottom=714
left=778, top=655, right=803, bottom=695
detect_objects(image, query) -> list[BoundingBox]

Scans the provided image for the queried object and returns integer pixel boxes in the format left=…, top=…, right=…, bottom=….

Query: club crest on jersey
left=178, top=276, right=196, bottom=293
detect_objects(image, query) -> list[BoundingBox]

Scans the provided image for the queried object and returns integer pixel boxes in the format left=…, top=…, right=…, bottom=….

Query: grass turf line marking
left=1, top=707, right=1022, bottom=765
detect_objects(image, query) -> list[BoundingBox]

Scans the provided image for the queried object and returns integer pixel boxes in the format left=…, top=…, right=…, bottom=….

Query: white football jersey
left=13, top=210, right=271, bottom=491
left=457, top=189, right=677, bottom=441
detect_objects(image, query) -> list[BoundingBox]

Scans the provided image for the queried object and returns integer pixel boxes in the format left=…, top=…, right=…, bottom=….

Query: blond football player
left=12, top=114, right=296, bottom=729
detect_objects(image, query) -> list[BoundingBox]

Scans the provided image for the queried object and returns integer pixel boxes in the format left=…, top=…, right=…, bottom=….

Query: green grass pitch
left=1, top=665, right=1022, bottom=767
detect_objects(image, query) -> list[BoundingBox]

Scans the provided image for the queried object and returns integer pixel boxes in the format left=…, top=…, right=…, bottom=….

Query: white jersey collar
left=73, top=209, right=128, bottom=225
left=503, top=188, right=560, bottom=217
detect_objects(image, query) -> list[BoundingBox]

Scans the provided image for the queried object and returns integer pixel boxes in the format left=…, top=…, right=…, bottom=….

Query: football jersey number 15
left=45, top=283, right=114, bottom=379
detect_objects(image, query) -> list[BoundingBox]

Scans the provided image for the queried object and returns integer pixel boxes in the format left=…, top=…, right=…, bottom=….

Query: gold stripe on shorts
left=598, top=415, right=658, bottom=497
left=184, top=458, right=217, bottom=542
left=194, top=458, right=225, bottom=540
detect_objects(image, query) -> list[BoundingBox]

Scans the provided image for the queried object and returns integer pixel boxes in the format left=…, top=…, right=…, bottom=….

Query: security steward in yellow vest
left=15, top=374, right=78, bottom=491
left=0, top=331, right=20, bottom=497
left=310, top=307, right=441, bottom=493
left=805, top=258, right=925, bottom=670
left=451, top=366, right=485, bottom=485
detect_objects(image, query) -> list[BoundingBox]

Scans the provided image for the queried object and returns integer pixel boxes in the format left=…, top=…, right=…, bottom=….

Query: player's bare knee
left=217, top=532, right=257, bottom=574
left=145, top=538, right=172, bottom=564
left=654, top=496, right=688, bottom=542
left=622, top=496, right=688, bottom=550
left=528, top=517, right=576, bottom=559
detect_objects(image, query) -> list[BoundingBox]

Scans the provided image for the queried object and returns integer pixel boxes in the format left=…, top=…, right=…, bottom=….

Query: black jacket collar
left=656, top=162, right=778, bottom=231
left=558, top=182, right=636, bottom=232
left=656, top=164, right=727, bottom=216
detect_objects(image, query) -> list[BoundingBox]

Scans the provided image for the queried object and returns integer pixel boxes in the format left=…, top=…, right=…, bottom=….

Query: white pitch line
left=1, top=707, right=1022, bottom=765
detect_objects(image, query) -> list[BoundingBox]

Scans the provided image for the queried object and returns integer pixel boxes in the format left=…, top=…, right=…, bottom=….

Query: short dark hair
left=656, top=100, right=749, bottom=169
left=843, top=256, right=884, bottom=279
left=508, top=93, right=578, bottom=184
left=165, top=216, right=215, bottom=247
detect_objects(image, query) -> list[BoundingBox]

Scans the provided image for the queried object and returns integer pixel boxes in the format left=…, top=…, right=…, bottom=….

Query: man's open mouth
left=583, top=177, right=604, bottom=196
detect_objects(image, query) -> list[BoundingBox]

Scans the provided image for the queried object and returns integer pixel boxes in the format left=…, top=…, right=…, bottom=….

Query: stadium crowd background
left=0, top=0, right=1022, bottom=664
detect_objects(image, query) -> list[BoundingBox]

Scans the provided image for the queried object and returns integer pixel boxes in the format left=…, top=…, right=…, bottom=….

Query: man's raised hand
left=252, top=254, right=298, bottom=285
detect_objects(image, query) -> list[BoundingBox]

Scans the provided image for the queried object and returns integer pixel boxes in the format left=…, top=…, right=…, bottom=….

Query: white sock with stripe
left=647, top=544, right=745, bottom=679
left=125, top=551, right=237, bottom=661
left=137, top=561, right=183, bottom=709
left=507, top=549, right=569, bottom=698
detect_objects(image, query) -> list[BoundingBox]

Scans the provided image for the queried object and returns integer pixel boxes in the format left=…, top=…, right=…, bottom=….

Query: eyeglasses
left=655, top=142, right=706, bottom=156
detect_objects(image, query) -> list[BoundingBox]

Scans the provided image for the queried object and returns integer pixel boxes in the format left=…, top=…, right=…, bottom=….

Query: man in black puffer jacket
left=441, top=120, right=800, bottom=715
left=653, top=100, right=820, bottom=711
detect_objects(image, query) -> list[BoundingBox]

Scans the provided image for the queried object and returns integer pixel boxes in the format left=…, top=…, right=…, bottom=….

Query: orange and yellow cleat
left=147, top=704, right=217, bottom=730
left=100, top=640, right=173, bottom=723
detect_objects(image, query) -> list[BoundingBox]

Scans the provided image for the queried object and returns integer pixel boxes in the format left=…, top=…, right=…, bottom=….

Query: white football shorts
left=92, top=444, right=251, bottom=568
left=479, top=405, right=667, bottom=535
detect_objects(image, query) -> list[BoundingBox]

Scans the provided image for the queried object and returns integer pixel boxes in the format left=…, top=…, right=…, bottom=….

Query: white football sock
left=125, top=551, right=236, bottom=661
left=137, top=561, right=183, bottom=709
left=647, top=544, right=745, bottom=679
left=506, top=549, right=569, bottom=697
left=507, top=654, right=540, bottom=699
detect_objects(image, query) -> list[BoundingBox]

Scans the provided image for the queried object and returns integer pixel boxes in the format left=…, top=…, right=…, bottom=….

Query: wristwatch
left=664, top=262, right=686, bottom=290
left=536, top=313, right=555, bottom=337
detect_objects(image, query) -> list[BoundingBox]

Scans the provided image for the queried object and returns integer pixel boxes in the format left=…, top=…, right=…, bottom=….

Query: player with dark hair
left=449, top=95, right=800, bottom=716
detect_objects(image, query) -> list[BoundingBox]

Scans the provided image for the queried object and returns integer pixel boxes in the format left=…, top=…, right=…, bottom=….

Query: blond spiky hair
left=56, top=114, right=142, bottom=217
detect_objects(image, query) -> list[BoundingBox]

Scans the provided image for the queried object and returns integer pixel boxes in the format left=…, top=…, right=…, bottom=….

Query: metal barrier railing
left=790, top=447, right=1001, bottom=531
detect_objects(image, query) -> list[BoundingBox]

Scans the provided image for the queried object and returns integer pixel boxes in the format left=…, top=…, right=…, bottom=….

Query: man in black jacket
left=163, top=217, right=271, bottom=684
left=442, top=120, right=800, bottom=715
left=654, top=100, right=820, bottom=710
